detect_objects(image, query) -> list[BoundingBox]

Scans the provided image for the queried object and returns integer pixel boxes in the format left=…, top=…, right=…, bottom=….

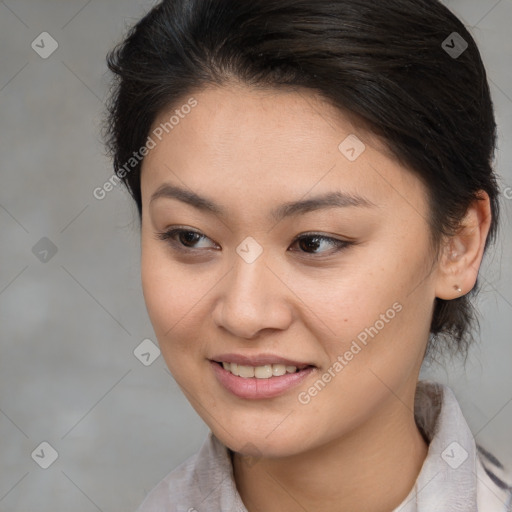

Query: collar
left=392, top=380, right=479, bottom=511
left=206, top=381, right=481, bottom=511
left=140, top=380, right=508, bottom=511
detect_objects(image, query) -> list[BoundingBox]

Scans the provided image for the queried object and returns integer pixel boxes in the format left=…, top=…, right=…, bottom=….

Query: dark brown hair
left=104, top=0, right=500, bottom=360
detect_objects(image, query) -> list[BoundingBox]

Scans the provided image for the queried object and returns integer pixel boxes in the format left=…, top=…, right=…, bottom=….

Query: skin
left=139, top=82, right=491, bottom=512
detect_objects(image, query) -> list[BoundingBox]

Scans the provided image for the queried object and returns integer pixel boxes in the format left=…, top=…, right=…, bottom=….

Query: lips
left=209, top=354, right=316, bottom=399
left=219, top=361, right=301, bottom=378
left=211, top=353, right=312, bottom=369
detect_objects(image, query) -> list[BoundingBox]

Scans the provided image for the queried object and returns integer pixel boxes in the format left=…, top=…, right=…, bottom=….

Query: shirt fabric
left=137, top=380, right=512, bottom=511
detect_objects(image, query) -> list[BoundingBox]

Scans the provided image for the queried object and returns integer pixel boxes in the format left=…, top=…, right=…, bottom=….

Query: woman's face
left=140, top=84, right=437, bottom=457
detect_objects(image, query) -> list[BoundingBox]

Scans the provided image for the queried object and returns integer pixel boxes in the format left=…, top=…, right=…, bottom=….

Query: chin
left=212, top=425, right=308, bottom=459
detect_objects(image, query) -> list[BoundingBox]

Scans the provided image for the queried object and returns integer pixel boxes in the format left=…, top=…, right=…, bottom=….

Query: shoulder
left=136, top=449, right=201, bottom=512
left=476, top=444, right=512, bottom=511
left=414, top=380, right=512, bottom=511
left=136, top=431, right=243, bottom=512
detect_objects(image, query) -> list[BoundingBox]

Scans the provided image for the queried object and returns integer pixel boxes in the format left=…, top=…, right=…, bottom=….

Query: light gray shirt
left=137, top=381, right=512, bottom=511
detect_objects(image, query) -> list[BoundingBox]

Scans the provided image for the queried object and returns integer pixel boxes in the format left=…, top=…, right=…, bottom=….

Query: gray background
left=0, top=1, right=511, bottom=511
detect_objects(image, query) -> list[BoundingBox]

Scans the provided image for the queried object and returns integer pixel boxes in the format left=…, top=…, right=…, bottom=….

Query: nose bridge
left=226, top=254, right=271, bottom=313
left=213, top=250, right=292, bottom=338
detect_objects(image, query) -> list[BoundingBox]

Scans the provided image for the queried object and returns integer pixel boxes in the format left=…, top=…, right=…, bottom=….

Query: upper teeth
left=221, top=362, right=298, bottom=379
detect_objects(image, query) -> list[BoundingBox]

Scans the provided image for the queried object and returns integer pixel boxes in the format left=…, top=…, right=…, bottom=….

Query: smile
left=219, top=361, right=301, bottom=378
left=210, top=360, right=315, bottom=399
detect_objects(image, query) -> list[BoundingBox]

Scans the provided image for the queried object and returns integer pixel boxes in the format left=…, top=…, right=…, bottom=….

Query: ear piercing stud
left=454, top=285, right=462, bottom=293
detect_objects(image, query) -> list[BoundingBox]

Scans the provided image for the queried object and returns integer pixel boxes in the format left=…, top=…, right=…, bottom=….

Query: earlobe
left=434, top=191, right=492, bottom=300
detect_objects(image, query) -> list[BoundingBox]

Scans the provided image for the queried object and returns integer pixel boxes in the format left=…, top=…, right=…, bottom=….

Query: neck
left=233, top=386, right=429, bottom=512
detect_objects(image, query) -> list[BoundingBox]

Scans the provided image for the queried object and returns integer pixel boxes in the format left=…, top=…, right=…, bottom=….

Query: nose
left=212, top=255, right=294, bottom=340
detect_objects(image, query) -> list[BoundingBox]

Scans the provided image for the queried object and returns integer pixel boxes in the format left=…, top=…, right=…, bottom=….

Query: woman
left=104, top=0, right=512, bottom=510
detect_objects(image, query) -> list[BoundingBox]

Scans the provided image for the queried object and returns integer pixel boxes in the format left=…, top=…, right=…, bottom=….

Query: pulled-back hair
left=104, top=0, right=500, bottom=360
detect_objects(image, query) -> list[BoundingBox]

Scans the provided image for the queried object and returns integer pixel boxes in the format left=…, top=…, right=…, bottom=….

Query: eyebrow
left=149, top=183, right=376, bottom=221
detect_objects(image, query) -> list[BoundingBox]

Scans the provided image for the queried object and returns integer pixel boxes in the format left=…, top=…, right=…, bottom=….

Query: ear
left=435, top=191, right=492, bottom=300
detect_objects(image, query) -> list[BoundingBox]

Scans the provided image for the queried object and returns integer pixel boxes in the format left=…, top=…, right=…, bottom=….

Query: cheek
left=140, top=244, right=209, bottom=354
left=283, top=254, right=407, bottom=341
left=288, top=240, right=431, bottom=367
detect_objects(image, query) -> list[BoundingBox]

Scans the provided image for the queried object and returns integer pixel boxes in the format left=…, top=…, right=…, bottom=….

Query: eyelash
left=154, top=228, right=353, bottom=256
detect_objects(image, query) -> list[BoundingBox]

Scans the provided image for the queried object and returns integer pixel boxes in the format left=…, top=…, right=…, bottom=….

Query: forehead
left=140, top=84, right=428, bottom=219
left=147, top=83, right=384, bottom=157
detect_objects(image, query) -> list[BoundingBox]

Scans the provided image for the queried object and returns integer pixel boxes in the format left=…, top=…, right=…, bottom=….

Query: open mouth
left=210, top=359, right=316, bottom=399
left=212, top=360, right=313, bottom=379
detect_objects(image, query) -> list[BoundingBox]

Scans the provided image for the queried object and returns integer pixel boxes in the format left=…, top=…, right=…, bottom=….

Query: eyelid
left=154, top=227, right=219, bottom=250
left=155, top=227, right=353, bottom=255
left=289, top=232, right=352, bottom=254
left=292, top=231, right=353, bottom=243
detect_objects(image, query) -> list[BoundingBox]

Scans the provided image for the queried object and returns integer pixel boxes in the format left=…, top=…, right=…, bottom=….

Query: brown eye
left=155, top=228, right=218, bottom=251
left=178, top=231, right=203, bottom=247
left=289, top=234, right=351, bottom=255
